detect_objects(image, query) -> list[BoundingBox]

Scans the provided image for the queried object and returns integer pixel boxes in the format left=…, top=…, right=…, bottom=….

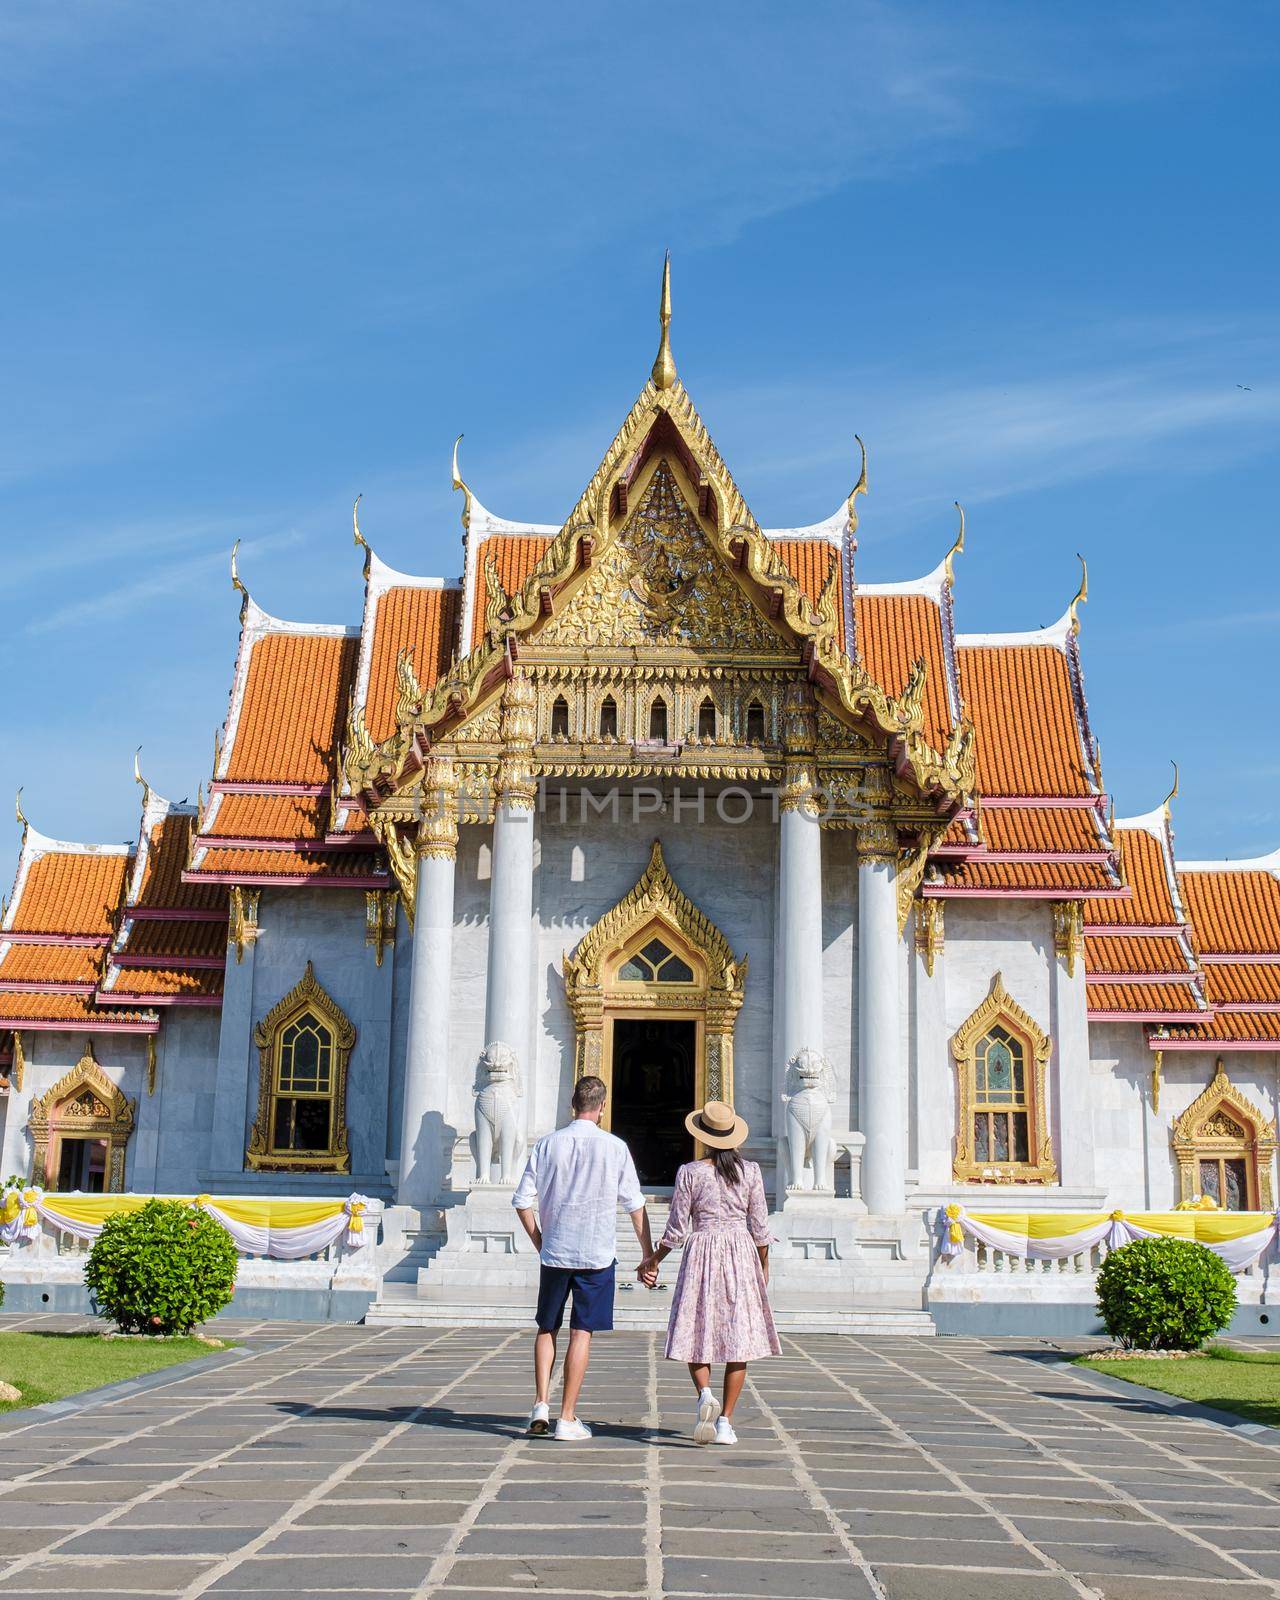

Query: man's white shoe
left=528, top=1401, right=550, bottom=1436
left=713, top=1416, right=738, bottom=1446
left=693, top=1387, right=721, bottom=1446
left=554, top=1417, right=593, bottom=1441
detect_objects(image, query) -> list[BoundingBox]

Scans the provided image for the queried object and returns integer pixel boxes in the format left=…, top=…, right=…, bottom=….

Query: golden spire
left=1162, top=759, right=1180, bottom=821
left=451, top=434, right=474, bottom=535
left=1068, top=553, right=1088, bottom=635
left=944, top=502, right=966, bottom=587
left=14, top=787, right=28, bottom=837
left=846, top=434, right=868, bottom=536
left=352, top=495, right=371, bottom=577
left=133, top=747, right=151, bottom=807
left=230, top=540, right=249, bottom=620
left=651, top=251, right=676, bottom=391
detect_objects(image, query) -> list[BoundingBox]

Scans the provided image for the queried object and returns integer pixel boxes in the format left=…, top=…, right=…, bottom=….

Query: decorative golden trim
left=951, top=973, right=1057, bottom=1185
left=651, top=251, right=676, bottom=391
left=495, top=673, right=538, bottom=808
left=1052, top=901, right=1084, bottom=978
left=12, top=1030, right=24, bottom=1094
left=915, top=899, right=944, bottom=977
left=228, top=887, right=261, bottom=965
left=1171, top=1057, right=1275, bottom=1210
left=896, top=830, right=945, bottom=937
left=365, top=890, right=398, bottom=966
left=246, top=962, right=356, bottom=1173
left=29, top=1045, right=135, bottom=1191
left=943, top=503, right=965, bottom=588
left=1150, top=1047, right=1162, bottom=1113
left=146, top=1034, right=157, bottom=1097
left=563, top=840, right=747, bottom=1119
left=1068, top=554, right=1088, bottom=636
left=856, top=818, right=898, bottom=864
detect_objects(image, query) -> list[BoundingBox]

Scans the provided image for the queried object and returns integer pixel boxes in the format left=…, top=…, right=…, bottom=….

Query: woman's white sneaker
left=528, top=1401, right=550, bottom=1436
left=693, top=1387, right=721, bottom=1446
left=554, top=1417, right=593, bottom=1441
left=713, top=1416, right=738, bottom=1445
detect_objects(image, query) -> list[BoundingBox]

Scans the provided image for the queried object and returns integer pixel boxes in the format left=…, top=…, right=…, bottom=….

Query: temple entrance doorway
left=56, top=1136, right=108, bottom=1193
left=610, top=1017, right=696, bottom=1186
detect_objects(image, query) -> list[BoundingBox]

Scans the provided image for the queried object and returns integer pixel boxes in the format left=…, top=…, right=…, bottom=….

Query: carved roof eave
left=348, top=382, right=974, bottom=812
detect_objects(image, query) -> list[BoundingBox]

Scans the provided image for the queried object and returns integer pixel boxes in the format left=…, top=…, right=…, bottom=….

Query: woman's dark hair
left=712, top=1146, right=743, bottom=1184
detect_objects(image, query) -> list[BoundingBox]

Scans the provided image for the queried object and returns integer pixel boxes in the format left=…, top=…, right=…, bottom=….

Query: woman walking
left=639, top=1100, right=779, bottom=1445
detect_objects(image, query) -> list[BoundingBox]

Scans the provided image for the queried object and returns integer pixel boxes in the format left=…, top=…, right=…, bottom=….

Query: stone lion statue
left=782, top=1047, right=836, bottom=1192
left=473, top=1041, right=523, bottom=1184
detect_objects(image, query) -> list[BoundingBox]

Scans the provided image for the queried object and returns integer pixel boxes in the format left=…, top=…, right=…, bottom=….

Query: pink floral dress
left=659, top=1159, right=781, bottom=1363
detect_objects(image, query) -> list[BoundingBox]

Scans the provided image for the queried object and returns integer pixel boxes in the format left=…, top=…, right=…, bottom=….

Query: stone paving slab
left=0, top=1315, right=1276, bottom=1599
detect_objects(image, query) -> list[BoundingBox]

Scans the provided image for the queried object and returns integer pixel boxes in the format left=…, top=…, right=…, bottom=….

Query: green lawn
left=0, top=1330, right=227, bottom=1412
left=1076, top=1346, right=1280, bottom=1429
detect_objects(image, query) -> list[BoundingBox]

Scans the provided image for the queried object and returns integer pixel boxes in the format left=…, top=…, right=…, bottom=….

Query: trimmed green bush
left=1096, top=1236, right=1236, bottom=1350
left=85, top=1200, right=237, bottom=1335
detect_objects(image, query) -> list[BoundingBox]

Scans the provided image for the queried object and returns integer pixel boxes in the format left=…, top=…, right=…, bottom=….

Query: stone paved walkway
left=0, top=1315, right=1277, bottom=1600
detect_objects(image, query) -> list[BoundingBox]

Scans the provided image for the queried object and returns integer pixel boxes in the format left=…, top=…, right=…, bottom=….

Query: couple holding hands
left=513, top=1074, right=779, bottom=1447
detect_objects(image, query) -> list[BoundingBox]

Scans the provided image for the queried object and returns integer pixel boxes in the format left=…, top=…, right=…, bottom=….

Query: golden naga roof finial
left=846, top=434, right=868, bottom=536
left=230, top=540, right=249, bottom=619
left=352, top=495, right=371, bottom=577
left=944, top=502, right=966, bottom=587
left=15, top=787, right=28, bottom=837
left=1162, top=759, right=1180, bottom=820
left=1068, top=553, right=1088, bottom=635
left=651, top=251, right=676, bottom=391
left=133, top=746, right=151, bottom=806
left=451, top=434, right=474, bottom=535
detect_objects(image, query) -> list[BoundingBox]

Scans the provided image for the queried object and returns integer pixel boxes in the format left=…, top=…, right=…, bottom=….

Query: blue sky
left=2, top=2, right=1277, bottom=857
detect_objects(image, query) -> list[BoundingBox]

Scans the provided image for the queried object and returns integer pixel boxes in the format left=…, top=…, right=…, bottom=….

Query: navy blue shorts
left=535, top=1261, right=616, bottom=1333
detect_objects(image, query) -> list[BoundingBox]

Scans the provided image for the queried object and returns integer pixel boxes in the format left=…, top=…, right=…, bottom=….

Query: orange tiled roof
left=134, top=814, right=225, bottom=914
left=100, top=966, right=223, bottom=1000
left=1202, top=962, right=1280, bottom=1006
left=1160, top=1010, right=1280, bottom=1045
left=5, top=848, right=130, bottom=940
left=0, top=945, right=101, bottom=987
left=115, top=919, right=227, bottom=961
left=188, top=847, right=388, bottom=882
left=928, top=858, right=1118, bottom=895
left=976, top=806, right=1110, bottom=857
left=1179, top=869, right=1280, bottom=955
left=776, top=540, right=846, bottom=655
left=364, top=585, right=459, bottom=744
left=855, top=593, right=950, bottom=750
left=0, top=991, right=155, bottom=1027
left=1086, top=981, right=1208, bottom=1016
left=958, top=644, right=1092, bottom=797
left=1085, top=933, right=1197, bottom=978
left=204, top=794, right=328, bottom=843
left=471, top=535, right=551, bottom=649
left=224, top=631, right=358, bottom=785
left=1085, top=826, right=1180, bottom=928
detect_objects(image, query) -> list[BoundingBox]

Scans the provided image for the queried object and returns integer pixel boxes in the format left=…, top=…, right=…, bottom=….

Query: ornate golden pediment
left=1171, top=1058, right=1276, bottom=1209
left=28, top=1045, right=136, bottom=1192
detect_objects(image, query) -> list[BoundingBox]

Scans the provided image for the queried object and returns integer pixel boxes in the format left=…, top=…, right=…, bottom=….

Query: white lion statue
left=473, top=1041, right=524, bottom=1184
left=782, top=1047, right=836, bottom=1192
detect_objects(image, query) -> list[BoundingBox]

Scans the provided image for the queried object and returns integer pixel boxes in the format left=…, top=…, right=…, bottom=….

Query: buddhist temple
left=1, top=264, right=1276, bottom=1328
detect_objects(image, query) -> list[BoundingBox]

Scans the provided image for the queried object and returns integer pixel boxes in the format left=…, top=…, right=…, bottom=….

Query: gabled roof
left=856, top=554, right=959, bottom=753
left=350, top=548, right=462, bottom=744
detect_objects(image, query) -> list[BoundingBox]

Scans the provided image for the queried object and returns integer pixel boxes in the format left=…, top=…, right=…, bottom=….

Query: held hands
left=636, top=1254, right=660, bottom=1288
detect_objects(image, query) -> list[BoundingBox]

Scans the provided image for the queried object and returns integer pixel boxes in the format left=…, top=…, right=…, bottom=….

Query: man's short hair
left=571, top=1075, right=607, bottom=1114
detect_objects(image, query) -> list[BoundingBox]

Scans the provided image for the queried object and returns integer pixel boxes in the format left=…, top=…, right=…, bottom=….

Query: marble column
left=857, top=820, right=904, bottom=1214
left=777, top=795, right=825, bottom=1076
left=397, top=761, right=458, bottom=1207
left=484, top=674, right=538, bottom=1079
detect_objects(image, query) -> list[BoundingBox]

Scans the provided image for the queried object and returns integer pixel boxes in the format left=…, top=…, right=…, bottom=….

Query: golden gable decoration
left=1171, top=1058, right=1275, bottom=1209
left=29, top=1045, right=136, bottom=1192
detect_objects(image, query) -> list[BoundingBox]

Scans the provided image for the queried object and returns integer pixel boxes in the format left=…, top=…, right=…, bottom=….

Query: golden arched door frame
left=1172, top=1058, right=1276, bottom=1210
left=562, top=841, right=747, bottom=1128
left=28, top=1046, right=136, bottom=1192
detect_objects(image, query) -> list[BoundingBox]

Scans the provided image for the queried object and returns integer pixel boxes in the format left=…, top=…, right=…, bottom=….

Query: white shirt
left=512, top=1118, right=645, bottom=1270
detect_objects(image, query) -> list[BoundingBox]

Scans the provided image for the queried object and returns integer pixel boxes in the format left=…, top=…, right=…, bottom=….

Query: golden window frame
left=562, top=840, right=747, bottom=1129
left=951, top=973, right=1057, bottom=1184
left=28, top=1046, right=136, bottom=1192
left=246, top=961, right=356, bottom=1172
left=1171, top=1058, right=1276, bottom=1210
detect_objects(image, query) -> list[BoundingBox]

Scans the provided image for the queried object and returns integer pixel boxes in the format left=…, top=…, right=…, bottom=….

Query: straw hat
left=685, top=1099, right=749, bottom=1150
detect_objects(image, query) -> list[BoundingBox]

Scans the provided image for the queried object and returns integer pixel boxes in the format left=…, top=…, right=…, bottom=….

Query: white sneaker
left=528, top=1401, right=550, bottom=1436
left=713, top=1416, right=738, bottom=1446
left=693, top=1387, right=721, bottom=1445
left=554, top=1417, right=593, bottom=1441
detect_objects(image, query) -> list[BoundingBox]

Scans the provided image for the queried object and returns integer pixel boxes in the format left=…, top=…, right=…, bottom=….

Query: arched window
left=951, top=974, right=1056, bottom=1183
left=745, top=699, right=766, bottom=743
left=550, top=695, right=570, bottom=738
left=248, top=963, right=355, bottom=1172
left=599, top=695, right=618, bottom=739
left=697, top=697, right=717, bottom=741
left=1172, top=1059, right=1276, bottom=1210
left=648, top=697, right=668, bottom=744
left=618, top=935, right=695, bottom=985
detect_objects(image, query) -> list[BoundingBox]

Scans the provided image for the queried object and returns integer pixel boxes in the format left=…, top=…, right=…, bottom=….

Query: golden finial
left=133, top=747, right=151, bottom=806
left=1107, top=794, right=1116, bottom=836
left=451, top=434, right=474, bottom=535
left=944, top=502, right=966, bottom=587
left=1162, top=759, right=1180, bottom=820
left=847, top=434, right=868, bottom=536
left=352, top=495, right=371, bottom=578
left=651, top=251, right=676, bottom=391
left=1068, top=553, right=1088, bottom=635
left=14, top=788, right=28, bottom=836
left=230, top=540, right=249, bottom=618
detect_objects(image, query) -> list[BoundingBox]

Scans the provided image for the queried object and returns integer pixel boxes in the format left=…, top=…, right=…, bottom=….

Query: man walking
left=513, top=1074, right=651, bottom=1440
